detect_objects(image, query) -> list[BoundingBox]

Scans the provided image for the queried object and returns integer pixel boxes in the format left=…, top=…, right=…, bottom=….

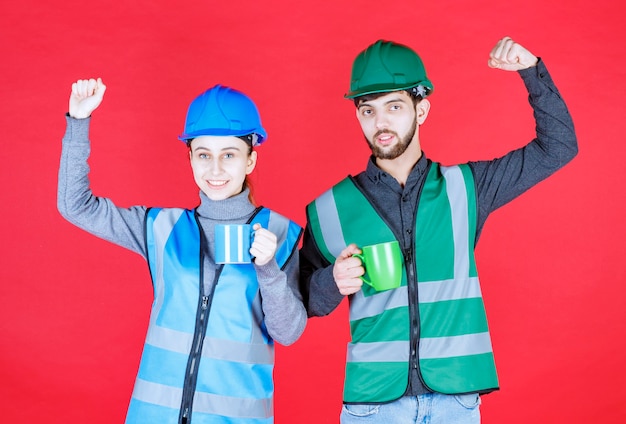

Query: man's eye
left=390, top=104, right=401, bottom=111
left=199, top=153, right=208, bottom=159
left=224, top=153, right=234, bottom=159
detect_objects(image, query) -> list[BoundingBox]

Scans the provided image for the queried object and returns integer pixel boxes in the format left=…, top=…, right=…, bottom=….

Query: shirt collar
left=364, top=153, right=429, bottom=186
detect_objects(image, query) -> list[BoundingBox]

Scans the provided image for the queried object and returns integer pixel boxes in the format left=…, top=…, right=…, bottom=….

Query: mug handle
left=352, top=253, right=374, bottom=288
left=249, top=226, right=256, bottom=261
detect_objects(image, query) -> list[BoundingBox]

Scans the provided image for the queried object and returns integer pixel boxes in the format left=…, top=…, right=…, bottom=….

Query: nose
left=209, top=158, right=223, bottom=175
left=375, top=113, right=389, bottom=130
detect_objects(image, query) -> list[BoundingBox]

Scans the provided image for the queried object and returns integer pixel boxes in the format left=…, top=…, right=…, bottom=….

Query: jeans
left=340, top=392, right=481, bottom=424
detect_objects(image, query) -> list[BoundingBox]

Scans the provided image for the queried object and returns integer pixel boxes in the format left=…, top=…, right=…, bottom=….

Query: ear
left=246, top=150, right=258, bottom=175
left=416, top=99, right=430, bottom=125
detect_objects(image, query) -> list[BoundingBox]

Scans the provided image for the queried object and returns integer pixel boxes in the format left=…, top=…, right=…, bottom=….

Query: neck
left=196, top=188, right=256, bottom=220
left=375, top=136, right=422, bottom=187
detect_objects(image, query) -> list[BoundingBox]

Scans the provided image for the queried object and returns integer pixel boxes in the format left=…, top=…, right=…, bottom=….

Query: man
left=299, top=37, right=577, bottom=423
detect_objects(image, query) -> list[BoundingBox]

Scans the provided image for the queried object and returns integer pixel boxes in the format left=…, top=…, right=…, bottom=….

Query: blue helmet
left=178, top=84, right=267, bottom=145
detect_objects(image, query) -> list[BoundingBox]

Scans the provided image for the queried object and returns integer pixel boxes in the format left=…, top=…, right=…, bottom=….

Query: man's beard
left=366, top=120, right=417, bottom=160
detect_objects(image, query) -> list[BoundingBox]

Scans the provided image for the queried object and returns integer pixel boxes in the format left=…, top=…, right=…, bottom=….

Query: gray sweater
left=57, top=118, right=306, bottom=345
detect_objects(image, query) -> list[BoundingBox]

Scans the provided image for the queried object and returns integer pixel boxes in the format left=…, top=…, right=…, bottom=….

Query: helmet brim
left=345, top=81, right=433, bottom=99
left=178, top=127, right=267, bottom=145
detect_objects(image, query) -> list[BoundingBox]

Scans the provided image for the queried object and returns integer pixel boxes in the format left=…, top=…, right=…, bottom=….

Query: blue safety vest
left=125, top=207, right=302, bottom=423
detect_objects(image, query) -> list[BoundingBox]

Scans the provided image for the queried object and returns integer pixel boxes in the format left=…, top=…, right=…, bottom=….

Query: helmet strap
left=237, top=134, right=257, bottom=147
left=409, top=85, right=430, bottom=99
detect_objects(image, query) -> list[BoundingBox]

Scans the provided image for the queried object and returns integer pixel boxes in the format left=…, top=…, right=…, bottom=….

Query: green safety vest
left=307, top=163, right=499, bottom=403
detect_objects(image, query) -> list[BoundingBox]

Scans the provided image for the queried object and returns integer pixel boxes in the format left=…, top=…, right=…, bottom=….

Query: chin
left=202, top=190, right=229, bottom=201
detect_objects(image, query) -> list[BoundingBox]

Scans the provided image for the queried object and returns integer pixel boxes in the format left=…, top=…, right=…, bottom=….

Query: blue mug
left=214, top=224, right=253, bottom=264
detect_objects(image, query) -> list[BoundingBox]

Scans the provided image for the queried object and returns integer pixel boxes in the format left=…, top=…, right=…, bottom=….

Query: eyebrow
left=359, top=97, right=408, bottom=108
left=384, top=97, right=408, bottom=105
left=192, top=146, right=243, bottom=153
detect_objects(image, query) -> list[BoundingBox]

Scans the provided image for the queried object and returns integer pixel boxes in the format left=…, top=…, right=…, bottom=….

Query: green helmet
left=345, top=40, right=433, bottom=99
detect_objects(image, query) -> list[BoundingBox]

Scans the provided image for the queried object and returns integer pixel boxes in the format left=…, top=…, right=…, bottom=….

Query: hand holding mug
left=333, top=244, right=365, bottom=296
left=250, top=223, right=277, bottom=266
left=214, top=223, right=277, bottom=265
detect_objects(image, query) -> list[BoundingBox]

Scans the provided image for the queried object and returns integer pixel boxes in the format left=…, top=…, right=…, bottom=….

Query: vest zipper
left=406, top=163, right=434, bottom=393
left=178, top=217, right=221, bottom=423
left=407, top=247, right=433, bottom=393
left=405, top=248, right=420, bottom=373
left=179, top=292, right=213, bottom=423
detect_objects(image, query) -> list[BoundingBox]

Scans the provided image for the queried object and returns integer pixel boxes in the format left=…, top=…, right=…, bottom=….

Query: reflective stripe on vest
left=415, top=165, right=497, bottom=394
left=126, top=207, right=301, bottom=424
left=306, top=164, right=498, bottom=402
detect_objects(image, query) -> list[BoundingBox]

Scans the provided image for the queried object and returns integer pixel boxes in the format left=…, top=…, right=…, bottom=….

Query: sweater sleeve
left=469, top=59, right=578, bottom=238
left=57, top=115, right=149, bottom=257
left=255, top=251, right=307, bottom=346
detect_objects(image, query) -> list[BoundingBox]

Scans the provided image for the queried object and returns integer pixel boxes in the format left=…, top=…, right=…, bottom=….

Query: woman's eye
left=199, top=153, right=208, bottom=159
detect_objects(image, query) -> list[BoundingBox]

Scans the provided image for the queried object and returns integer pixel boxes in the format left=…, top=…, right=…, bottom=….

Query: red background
left=1, top=0, right=625, bottom=422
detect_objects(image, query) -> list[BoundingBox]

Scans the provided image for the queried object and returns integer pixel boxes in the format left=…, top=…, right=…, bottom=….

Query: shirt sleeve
left=469, top=59, right=578, bottom=238
left=299, top=223, right=345, bottom=317
left=57, top=115, right=149, bottom=257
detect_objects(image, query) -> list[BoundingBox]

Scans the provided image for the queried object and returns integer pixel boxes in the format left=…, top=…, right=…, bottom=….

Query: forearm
left=519, top=58, right=578, bottom=166
left=299, top=226, right=345, bottom=317
left=304, top=266, right=344, bottom=317
left=257, top=256, right=306, bottom=346
left=471, top=59, right=578, bottom=227
left=57, top=115, right=148, bottom=256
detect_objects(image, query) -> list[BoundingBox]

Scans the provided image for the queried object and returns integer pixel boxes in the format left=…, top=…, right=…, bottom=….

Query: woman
left=58, top=78, right=306, bottom=424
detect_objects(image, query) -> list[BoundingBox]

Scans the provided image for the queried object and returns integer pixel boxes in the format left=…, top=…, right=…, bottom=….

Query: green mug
left=353, top=240, right=403, bottom=292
